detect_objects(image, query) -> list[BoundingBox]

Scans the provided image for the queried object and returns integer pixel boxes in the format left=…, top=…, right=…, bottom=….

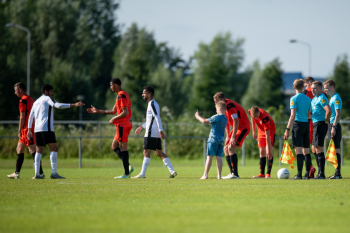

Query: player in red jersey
left=249, top=106, right=275, bottom=178
left=303, top=76, right=318, bottom=178
left=7, top=82, right=44, bottom=179
left=87, top=78, right=133, bottom=178
left=213, top=92, right=250, bottom=179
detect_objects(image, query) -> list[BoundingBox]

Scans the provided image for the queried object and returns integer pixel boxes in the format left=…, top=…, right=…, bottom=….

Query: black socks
left=114, top=147, right=130, bottom=165
left=230, top=154, right=238, bottom=176
left=297, top=154, right=304, bottom=176
left=259, top=157, right=266, bottom=175
left=32, top=152, right=43, bottom=174
left=15, top=153, right=24, bottom=173
left=305, top=154, right=311, bottom=175
left=226, top=156, right=233, bottom=174
left=336, top=153, right=341, bottom=175
left=317, top=153, right=325, bottom=176
left=121, top=151, right=130, bottom=175
left=267, top=157, right=273, bottom=175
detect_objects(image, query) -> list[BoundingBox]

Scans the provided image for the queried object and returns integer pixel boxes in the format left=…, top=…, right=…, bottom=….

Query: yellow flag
left=280, top=140, right=296, bottom=169
left=325, top=139, right=338, bottom=169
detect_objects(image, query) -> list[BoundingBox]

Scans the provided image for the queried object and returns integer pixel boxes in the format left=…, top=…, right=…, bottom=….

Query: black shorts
left=312, top=121, right=328, bottom=147
left=143, top=137, right=162, bottom=151
left=292, top=121, right=310, bottom=148
left=328, top=124, right=342, bottom=149
left=35, top=131, right=57, bottom=146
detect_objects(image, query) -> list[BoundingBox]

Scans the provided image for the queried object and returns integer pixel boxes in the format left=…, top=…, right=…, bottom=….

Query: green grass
left=1, top=158, right=349, bottom=233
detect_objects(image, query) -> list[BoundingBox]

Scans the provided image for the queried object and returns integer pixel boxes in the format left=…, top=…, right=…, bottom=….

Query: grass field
left=1, top=158, right=349, bottom=233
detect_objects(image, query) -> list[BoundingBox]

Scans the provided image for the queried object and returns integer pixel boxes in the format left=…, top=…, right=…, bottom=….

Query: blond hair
left=323, top=79, right=336, bottom=88
left=213, top=92, right=225, bottom=100
left=312, top=81, right=323, bottom=88
left=293, top=79, right=304, bottom=91
left=215, top=101, right=226, bottom=110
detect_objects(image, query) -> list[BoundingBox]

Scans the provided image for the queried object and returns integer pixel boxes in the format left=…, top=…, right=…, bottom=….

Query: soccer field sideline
left=1, top=159, right=349, bottom=233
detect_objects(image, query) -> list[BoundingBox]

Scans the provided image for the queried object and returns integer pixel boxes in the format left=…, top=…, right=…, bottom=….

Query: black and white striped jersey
left=141, top=99, right=163, bottom=138
left=28, top=95, right=70, bottom=132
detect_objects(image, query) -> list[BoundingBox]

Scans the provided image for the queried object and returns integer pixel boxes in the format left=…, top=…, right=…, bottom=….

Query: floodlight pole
left=6, top=23, right=31, bottom=95
left=290, top=39, right=312, bottom=76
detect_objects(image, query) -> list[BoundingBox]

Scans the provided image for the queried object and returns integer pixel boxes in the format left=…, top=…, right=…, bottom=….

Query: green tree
left=242, top=58, right=284, bottom=110
left=329, top=54, right=350, bottom=117
left=189, top=32, right=245, bottom=114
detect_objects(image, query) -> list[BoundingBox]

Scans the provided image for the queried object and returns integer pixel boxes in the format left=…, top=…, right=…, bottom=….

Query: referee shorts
left=312, top=121, right=328, bottom=147
left=292, top=121, right=310, bottom=148
left=328, top=124, right=342, bottom=149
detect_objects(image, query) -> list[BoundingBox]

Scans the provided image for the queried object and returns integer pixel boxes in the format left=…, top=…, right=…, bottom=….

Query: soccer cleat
left=129, top=165, right=134, bottom=174
left=302, top=174, right=310, bottom=179
left=329, top=174, right=342, bottom=179
left=40, top=173, right=45, bottom=178
left=253, top=174, right=265, bottom=178
left=314, top=174, right=326, bottom=179
left=222, top=173, right=233, bottom=179
left=114, top=174, right=130, bottom=179
left=265, top=174, right=271, bottom=179
left=293, top=175, right=302, bottom=180
left=132, top=174, right=146, bottom=178
left=309, top=165, right=316, bottom=178
left=7, top=172, right=20, bottom=179
left=169, top=171, right=177, bottom=178
left=32, top=175, right=44, bottom=179
left=50, top=173, right=66, bottom=179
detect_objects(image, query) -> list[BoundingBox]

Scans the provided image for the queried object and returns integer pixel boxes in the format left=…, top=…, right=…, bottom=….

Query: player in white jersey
left=133, top=86, right=177, bottom=178
left=27, top=84, right=85, bottom=179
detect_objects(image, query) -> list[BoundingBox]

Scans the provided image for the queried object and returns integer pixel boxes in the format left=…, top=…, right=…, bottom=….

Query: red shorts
left=309, top=119, right=313, bottom=144
left=114, top=123, right=132, bottom=142
left=226, top=125, right=251, bottom=147
left=257, top=131, right=276, bottom=147
left=18, top=128, right=35, bottom=146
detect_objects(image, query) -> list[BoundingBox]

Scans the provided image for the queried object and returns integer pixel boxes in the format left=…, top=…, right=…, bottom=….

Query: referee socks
left=336, top=153, right=341, bottom=175
left=317, top=153, right=325, bottom=175
left=305, top=154, right=312, bottom=175
left=296, top=154, right=304, bottom=176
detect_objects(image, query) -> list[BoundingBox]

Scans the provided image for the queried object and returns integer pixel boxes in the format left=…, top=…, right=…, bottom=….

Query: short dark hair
left=41, top=84, right=53, bottom=94
left=111, top=78, right=121, bottom=86
left=312, top=81, right=323, bottom=88
left=213, top=92, right=225, bottom=100
left=14, top=82, right=26, bottom=91
left=304, top=76, right=315, bottom=83
left=324, top=79, right=336, bottom=88
left=143, top=86, right=154, bottom=95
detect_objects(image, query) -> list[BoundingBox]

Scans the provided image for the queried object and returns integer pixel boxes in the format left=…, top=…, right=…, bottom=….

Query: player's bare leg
left=216, top=156, right=223, bottom=179
left=156, top=150, right=177, bottom=178
left=253, top=147, right=267, bottom=178
left=200, top=155, right=212, bottom=179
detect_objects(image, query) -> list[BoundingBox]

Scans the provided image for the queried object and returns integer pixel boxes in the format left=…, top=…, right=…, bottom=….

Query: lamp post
left=290, top=39, right=312, bottom=76
left=6, top=23, right=31, bottom=95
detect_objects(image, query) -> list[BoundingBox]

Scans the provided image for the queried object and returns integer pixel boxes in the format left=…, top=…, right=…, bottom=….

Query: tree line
left=1, top=0, right=349, bottom=122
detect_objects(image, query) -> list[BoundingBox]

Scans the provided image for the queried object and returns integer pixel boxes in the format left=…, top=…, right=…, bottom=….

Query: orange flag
left=280, top=140, right=296, bottom=169
left=325, top=139, right=338, bottom=169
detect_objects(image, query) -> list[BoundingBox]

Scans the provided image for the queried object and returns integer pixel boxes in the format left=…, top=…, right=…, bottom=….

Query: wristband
left=286, top=128, right=290, bottom=131
left=332, top=125, right=337, bottom=129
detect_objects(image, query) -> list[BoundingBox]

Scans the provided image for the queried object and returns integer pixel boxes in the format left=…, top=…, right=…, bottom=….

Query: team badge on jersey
left=336, top=100, right=340, bottom=105
left=321, top=99, right=326, bottom=104
left=291, top=101, right=294, bottom=105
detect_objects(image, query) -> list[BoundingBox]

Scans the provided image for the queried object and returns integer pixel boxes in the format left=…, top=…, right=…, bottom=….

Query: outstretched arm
left=87, top=105, right=117, bottom=115
left=195, top=110, right=210, bottom=124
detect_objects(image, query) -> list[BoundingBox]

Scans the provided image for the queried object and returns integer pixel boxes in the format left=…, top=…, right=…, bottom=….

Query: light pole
left=290, top=39, right=312, bottom=76
left=6, top=23, right=31, bottom=95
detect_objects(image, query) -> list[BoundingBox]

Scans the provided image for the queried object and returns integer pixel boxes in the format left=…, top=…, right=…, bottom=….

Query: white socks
left=140, top=157, right=151, bottom=176
left=163, top=157, right=175, bottom=173
left=34, top=153, right=42, bottom=176
left=50, top=151, right=58, bottom=175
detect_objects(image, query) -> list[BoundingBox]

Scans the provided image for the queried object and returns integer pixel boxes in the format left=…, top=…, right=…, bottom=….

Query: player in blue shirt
left=284, top=79, right=312, bottom=179
left=311, top=81, right=332, bottom=179
left=324, top=80, right=342, bottom=179
left=195, top=101, right=227, bottom=179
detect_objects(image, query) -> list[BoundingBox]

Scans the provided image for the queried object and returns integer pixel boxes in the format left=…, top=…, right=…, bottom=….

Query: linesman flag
left=326, top=139, right=338, bottom=169
left=280, top=140, right=296, bottom=169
